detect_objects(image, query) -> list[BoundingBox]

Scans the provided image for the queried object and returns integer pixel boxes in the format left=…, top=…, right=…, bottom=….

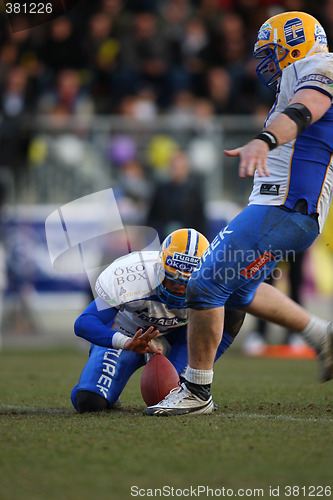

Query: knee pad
left=75, top=390, right=110, bottom=413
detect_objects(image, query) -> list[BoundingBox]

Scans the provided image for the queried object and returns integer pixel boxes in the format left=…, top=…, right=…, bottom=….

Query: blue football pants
left=187, top=204, right=319, bottom=310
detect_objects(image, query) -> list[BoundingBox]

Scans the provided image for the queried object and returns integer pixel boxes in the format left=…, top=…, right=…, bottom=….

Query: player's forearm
left=74, top=314, right=121, bottom=348
left=73, top=298, right=124, bottom=348
left=264, top=113, right=298, bottom=147
left=265, top=89, right=332, bottom=147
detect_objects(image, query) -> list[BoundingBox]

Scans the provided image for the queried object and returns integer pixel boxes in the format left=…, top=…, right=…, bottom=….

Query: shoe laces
left=159, top=383, right=189, bottom=406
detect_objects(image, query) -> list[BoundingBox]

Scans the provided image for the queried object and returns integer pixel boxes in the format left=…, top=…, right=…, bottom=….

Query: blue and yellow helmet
left=155, top=228, right=209, bottom=309
left=254, top=11, right=328, bottom=90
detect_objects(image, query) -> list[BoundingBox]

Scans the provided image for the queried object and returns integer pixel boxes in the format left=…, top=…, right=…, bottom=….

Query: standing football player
left=71, top=228, right=244, bottom=412
left=144, top=11, right=333, bottom=416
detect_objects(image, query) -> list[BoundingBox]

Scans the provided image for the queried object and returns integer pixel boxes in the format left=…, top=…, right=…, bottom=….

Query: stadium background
left=0, top=0, right=332, bottom=348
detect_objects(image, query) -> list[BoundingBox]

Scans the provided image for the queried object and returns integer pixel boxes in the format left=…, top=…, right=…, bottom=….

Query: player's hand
left=224, top=139, right=270, bottom=178
left=123, top=327, right=162, bottom=354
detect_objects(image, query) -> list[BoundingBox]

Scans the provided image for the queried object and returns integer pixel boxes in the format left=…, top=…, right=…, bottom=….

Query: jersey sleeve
left=294, top=54, right=333, bottom=99
left=95, top=251, right=160, bottom=307
left=74, top=297, right=120, bottom=348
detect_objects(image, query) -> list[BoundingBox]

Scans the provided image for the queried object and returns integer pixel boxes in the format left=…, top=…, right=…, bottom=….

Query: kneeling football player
left=71, top=228, right=245, bottom=412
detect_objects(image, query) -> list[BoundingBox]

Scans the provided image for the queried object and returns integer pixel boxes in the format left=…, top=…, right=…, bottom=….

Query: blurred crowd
left=1, top=0, right=331, bottom=122
left=0, top=0, right=330, bottom=197
left=1, top=0, right=333, bottom=339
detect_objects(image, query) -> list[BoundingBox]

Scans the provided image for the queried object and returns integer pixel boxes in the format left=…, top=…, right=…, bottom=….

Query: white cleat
left=316, top=323, right=333, bottom=382
left=143, top=383, right=214, bottom=416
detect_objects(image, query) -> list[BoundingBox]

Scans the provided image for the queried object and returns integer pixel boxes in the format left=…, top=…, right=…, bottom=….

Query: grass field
left=0, top=347, right=332, bottom=500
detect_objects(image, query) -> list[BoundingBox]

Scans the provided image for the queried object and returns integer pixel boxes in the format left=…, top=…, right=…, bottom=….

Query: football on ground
left=140, top=354, right=180, bottom=406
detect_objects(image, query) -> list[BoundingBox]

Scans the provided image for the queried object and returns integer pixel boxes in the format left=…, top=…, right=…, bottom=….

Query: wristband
left=112, top=331, right=129, bottom=349
left=254, top=131, right=278, bottom=150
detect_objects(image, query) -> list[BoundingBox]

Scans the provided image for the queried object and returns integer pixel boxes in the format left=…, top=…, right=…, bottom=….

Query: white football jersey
left=95, top=251, right=188, bottom=338
left=249, top=53, right=333, bottom=231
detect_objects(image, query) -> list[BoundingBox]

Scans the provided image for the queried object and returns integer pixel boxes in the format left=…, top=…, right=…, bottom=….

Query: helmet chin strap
left=305, top=39, right=324, bottom=57
left=273, top=28, right=278, bottom=44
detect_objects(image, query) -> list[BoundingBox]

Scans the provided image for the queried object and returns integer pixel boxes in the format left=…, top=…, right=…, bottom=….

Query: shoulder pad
left=95, top=251, right=160, bottom=307
left=295, top=54, right=333, bottom=96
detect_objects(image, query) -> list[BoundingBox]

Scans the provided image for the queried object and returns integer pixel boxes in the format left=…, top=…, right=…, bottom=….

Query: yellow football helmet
left=254, top=11, right=328, bottom=90
left=155, top=228, right=209, bottom=308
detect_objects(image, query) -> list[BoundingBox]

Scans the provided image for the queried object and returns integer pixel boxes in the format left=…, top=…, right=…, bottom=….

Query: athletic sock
left=301, top=315, right=330, bottom=350
left=180, top=335, right=234, bottom=401
left=185, top=366, right=214, bottom=385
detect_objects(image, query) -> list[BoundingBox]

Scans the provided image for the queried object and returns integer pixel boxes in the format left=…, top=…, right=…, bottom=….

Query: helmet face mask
left=254, top=11, right=328, bottom=91
left=255, top=43, right=288, bottom=90
left=155, top=228, right=209, bottom=309
left=155, top=266, right=189, bottom=309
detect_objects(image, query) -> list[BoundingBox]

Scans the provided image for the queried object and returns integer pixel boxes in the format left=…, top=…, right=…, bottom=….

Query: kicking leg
left=244, top=282, right=333, bottom=381
left=188, top=307, right=224, bottom=369
left=143, top=307, right=247, bottom=416
left=243, top=282, right=310, bottom=331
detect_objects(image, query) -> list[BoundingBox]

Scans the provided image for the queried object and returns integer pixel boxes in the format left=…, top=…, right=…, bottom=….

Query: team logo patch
left=260, top=22, right=272, bottom=30
left=165, top=252, right=200, bottom=273
left=298, top=73, right=333, bottom=86
left=315, top=24, right=327, bottom=45
left=257, top=29, right=271, bottom=41
left=260, top=184, right=280, bottom=195
left=241, top=251, right=275, bottom=278
left=95, top=278, right=112, bottom=301
left=284, top=18, right=305, bottom=47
